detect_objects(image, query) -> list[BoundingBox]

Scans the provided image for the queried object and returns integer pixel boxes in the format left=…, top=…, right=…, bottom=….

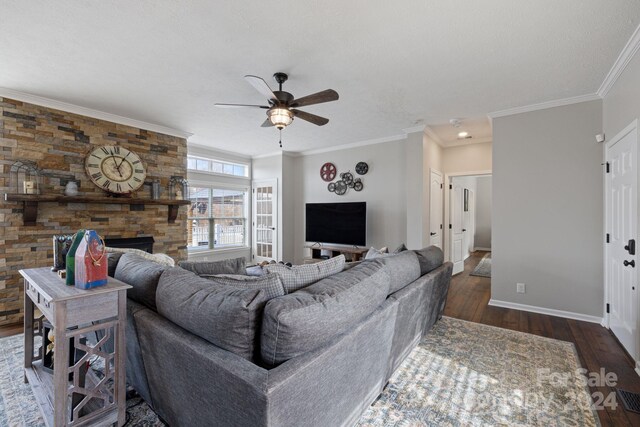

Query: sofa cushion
left=114, top=253, right=167, bottom=311
left=260, top=260, right=390, bottom=366
left=156, top=267, right=268, bottom=361
left=364, top=246, right=389, bottom=259
left=106, top=246, right=175, bottom=267
left=264, top=255, right=345, bottom=293
left=107, top=252, right=123, bottom=277
left=178, top=257, right=246, bottom=276
left=201, top=273, right=285, bottom=300
left=414, top=245, right=444, bottom=275
left=393, top=243, right=408, bottom=254
left=374, top=250, right=421, bottom=294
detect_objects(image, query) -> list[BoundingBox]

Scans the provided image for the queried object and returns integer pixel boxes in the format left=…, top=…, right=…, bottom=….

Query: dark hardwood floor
left=1, top=252, right=639, bottom=425
left=445, top=251, right=640, bottom=426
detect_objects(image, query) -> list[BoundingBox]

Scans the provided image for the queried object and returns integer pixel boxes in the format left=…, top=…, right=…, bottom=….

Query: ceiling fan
left=215, top=73, right=339, bottom=146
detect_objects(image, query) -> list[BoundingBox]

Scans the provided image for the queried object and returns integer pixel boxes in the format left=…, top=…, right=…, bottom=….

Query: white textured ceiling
left=428, top=117, right=493, bottom=147
left=2, top=1, right=639, bottom=156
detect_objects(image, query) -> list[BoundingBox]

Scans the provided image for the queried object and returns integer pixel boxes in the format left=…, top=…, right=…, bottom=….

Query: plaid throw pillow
left=265, top=255, right=346, bottom=293
left=200, top=273, right=285, bottom=300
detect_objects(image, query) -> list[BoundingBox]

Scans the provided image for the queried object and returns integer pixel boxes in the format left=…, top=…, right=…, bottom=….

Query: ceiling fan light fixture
left=268, top=108, right=294, bottom=129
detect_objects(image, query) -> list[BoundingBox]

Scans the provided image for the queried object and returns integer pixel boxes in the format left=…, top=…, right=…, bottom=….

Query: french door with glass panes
left=252, top=180, right=278, bottom=263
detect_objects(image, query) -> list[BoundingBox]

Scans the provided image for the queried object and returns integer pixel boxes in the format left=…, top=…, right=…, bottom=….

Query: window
left=187, top=186, right=249, bottom=250
left=187, top=155, right=249, bottom=177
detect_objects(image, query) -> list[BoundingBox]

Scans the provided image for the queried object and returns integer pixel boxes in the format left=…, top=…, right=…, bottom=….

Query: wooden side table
left=20, top=267, right=131, bottom=427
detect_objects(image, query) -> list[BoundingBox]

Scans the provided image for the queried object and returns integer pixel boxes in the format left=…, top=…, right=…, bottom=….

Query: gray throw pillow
left=114, top=253, right=167, bottom=311
left=393, top=243, right=408, bottom=254
left=364, top=246, right=389, bottom=260
left=200, top=273, right=285, bottom=300
left=261, top=260, right=390, bottom=366
left=156, top=267, right=268, bottom=361
left=413, top=245, right=444, bottom=275
left=178, top=257, right=246, bottom=276
left=107, top=252, right=123, bottom=277
left=265, top=255, right=345, bottom=293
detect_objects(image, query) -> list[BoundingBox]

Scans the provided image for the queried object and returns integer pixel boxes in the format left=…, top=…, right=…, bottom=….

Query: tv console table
left=305, top=244, right=368, bottom=263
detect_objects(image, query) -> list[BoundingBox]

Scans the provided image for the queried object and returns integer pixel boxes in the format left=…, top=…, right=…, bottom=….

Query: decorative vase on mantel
left=64, top=181, right=79, bottom=197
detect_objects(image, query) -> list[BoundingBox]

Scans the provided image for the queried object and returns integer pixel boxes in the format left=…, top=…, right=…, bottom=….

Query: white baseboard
left=488, top=299, right=603, bottom=324
left=474, top=247, right=491, bottom=252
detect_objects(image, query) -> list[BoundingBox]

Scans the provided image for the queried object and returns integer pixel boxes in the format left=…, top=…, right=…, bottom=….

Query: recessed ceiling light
left=457, top=131, right=469, bottom=138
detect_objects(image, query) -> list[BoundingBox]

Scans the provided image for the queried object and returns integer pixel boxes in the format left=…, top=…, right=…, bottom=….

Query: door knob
left=624, top=260, right=635, bottom=268
left=625, top=239, right=636, bottom=255
left=462, top=229, right=467, bottom=232
left=430, top=232, right=436, bottom=236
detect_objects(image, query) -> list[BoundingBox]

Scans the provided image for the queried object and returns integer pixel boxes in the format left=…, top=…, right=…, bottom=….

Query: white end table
left=20, top=267, right=131, bottom=426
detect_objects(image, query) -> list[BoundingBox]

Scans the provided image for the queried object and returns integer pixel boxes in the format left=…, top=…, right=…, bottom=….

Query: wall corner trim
left=424, top=126, right=445, bottom=147
left=488, top=93, right=601, bottom=118
left=401, top=124, right=426, bottom=134
left=597, top=22, right=640, bottom=98
left=0, top=87, right=193, bottom=139
left=488, top=299, right=603, bottom=324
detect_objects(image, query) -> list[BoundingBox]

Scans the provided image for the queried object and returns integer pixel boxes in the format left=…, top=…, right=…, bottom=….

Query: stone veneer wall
left=0, top=97, right=188, bottom=326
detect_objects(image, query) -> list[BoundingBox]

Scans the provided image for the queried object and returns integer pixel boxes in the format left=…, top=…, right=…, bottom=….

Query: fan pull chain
left=279, top=129, right=283, bottom=148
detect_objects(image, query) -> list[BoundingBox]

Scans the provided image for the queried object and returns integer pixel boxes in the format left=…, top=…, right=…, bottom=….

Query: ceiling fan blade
left=215, top=103, right=269, bottom=109
left=244, top=75, right=278, bottom=102
left=290, top=89, right=339, bottom=108
left=261, top=118, right=274, bottom=127
left=292, top=109, right=329, bottom=126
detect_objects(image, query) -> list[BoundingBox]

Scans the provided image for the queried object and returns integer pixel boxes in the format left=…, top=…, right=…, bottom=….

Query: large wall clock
left=85, top=145, right=147, bottom=194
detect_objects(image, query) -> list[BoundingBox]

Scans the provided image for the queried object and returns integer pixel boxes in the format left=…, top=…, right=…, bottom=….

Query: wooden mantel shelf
left=4, top=194, right=191, bottom=225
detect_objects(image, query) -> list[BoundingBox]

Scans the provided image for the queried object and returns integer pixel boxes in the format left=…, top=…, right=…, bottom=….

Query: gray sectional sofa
left=108, top=246, right=453, bottom=427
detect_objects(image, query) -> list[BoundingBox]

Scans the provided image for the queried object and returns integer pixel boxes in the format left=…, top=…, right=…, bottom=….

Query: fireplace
left=104, top=237, right=155, bottom=253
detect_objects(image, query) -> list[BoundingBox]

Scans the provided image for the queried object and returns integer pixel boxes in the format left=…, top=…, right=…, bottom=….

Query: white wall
left=442, top=141, right=492, bottom=174
left=292, top=139, right=409, bottom=264
left=603, top=41, right=640, bottom=144
left=492, top=100, right=603, bottom=317
left=474, top=176, right=492, bottom=250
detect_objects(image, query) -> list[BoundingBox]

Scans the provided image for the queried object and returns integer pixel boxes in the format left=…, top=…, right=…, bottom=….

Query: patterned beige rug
left=358, top=317, right=599, bottom=426
left=0, top=317, right=599, bottom=426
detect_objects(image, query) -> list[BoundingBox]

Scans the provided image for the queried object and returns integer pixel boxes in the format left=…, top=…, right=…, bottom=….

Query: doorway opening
left=445, top=173, right=492, bottom=275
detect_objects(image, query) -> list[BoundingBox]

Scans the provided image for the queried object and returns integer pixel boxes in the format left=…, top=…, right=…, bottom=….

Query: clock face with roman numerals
left=85, top=145, right=147, bottom=194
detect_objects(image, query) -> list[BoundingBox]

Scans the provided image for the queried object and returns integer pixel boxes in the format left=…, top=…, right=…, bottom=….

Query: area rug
left=470, top=252, right=492, bottom=277
left=1, top=317, right=598, bottom=426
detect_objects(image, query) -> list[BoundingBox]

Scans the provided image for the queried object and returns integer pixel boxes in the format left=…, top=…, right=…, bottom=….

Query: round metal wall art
left=334, top=180, right=347, bottom=195
left=320, top=162, right=337, bottom=182
left=324, top=161, right=367, bottom=195
left=340, top=171, right=354, bottom=186
left=355, top=162, right=368, bottom=175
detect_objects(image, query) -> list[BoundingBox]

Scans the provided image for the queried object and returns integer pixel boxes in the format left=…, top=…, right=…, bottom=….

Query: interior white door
left=252, top=179, right=278, bottom=263
left=429, top=169, right=443, bottom=249
left=451, top=181, right=465, bottom=274
left=605, top=122, right=638, bottom=363
left=468, top=190, right=475, bottom=253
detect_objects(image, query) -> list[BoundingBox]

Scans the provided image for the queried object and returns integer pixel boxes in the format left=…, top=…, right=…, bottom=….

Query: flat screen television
left=305, top=202, right=366, bottom=246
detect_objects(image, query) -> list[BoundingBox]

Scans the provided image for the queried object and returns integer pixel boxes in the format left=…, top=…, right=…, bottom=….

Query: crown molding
left=597, top=22, right=640, bottom=98
left=0, top=87, right=193, bottom=139
left=488, top=93, right=601, bottom=119
left=401, top=124, right=426, bottom=134
left=442, top=136, right=493, bottom=148
left=187, top=142, right=252, bottom=161
left=250, top=133, right=407, bottom=159
left=424, top=126, right=445, bottom=147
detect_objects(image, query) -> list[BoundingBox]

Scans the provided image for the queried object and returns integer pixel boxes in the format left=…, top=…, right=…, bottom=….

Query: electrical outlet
left=517, top=283, right=526, bottom=294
